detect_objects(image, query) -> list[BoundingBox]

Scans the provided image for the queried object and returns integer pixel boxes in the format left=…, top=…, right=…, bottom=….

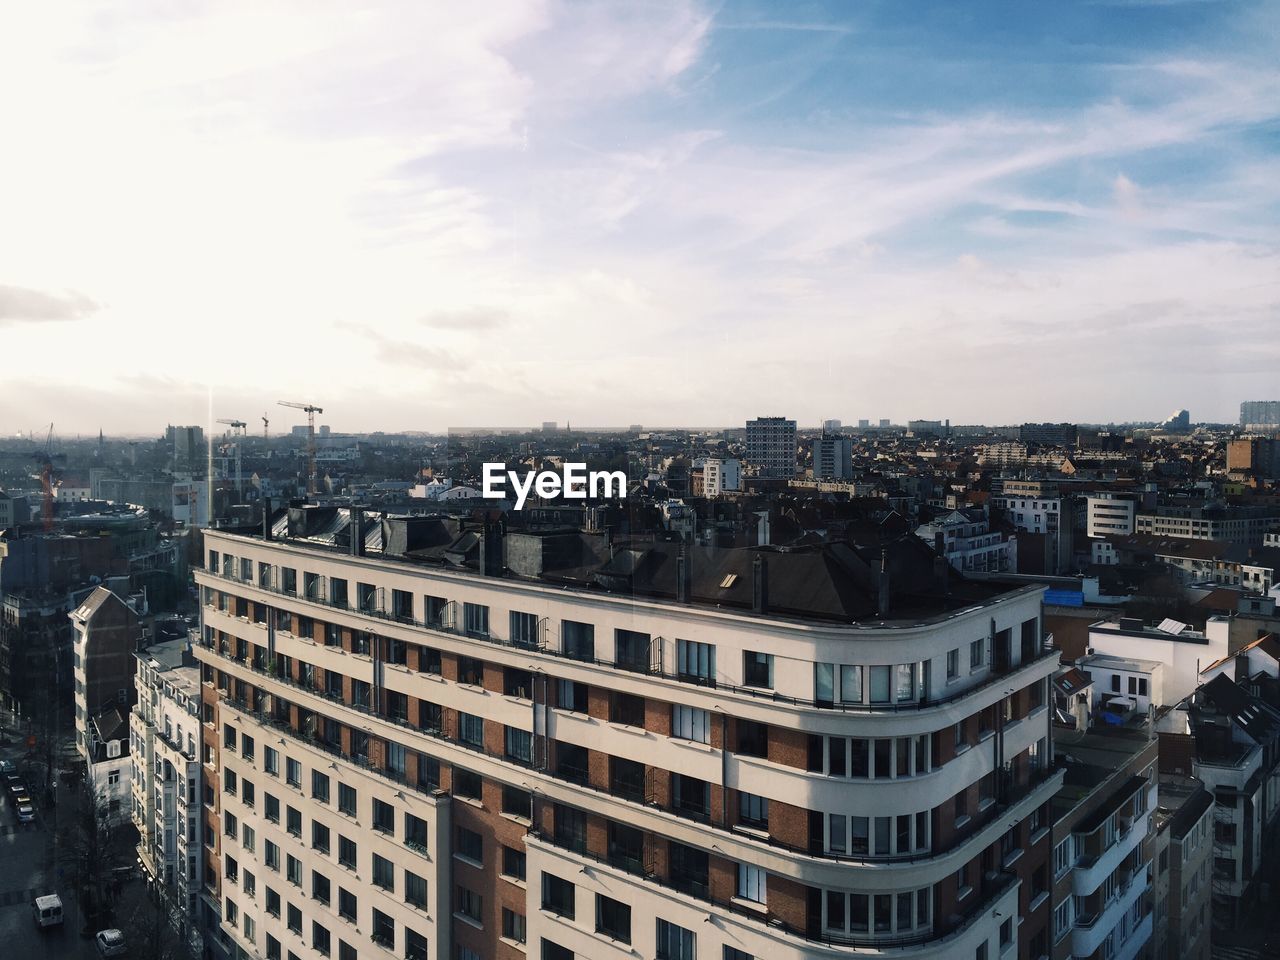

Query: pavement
left=0, top=715, right=156, bottom=959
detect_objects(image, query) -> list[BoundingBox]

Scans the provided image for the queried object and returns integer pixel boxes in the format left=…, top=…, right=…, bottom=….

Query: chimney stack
left=753, top=554, right=768, bottom=614
left=262, top=497, right=273, bottom=541
left=933, top=532, right=949, bottom=594
left=677, top=545, right=690, bottom=604
left=877, top=548, right=891, bottom=618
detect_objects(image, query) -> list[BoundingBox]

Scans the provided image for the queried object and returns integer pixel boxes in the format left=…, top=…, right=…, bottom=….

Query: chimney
left=262, top=497, right=273, bottom=541
left=479, top=520, right=504, bottom=577
left=933, top=532, right=949, bottom=594
left=349, top=507, right=363, bottom=557
left=877, top=548, right=891, bottom=618
left=677, top=545, right=690, bottom=604
left=753, top=554, right=768, bottom=614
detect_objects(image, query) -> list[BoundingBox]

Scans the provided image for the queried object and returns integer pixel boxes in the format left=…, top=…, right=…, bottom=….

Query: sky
left=0, top=0, right=1277, bottom=436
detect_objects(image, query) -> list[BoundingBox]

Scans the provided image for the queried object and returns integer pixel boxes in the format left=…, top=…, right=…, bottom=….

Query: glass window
left=678, top=639, right=716, bottom=685
left=839, top=665, right=863, bottom=703
left=869, top=666, right=891, bottom=703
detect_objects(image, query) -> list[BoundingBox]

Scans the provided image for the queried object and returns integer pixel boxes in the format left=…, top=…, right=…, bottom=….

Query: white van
left=32, top=894, right=63, bottom=928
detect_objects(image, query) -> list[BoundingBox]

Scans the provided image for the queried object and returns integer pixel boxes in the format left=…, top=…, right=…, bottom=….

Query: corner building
left=194, top=509, right=1062, bottom=960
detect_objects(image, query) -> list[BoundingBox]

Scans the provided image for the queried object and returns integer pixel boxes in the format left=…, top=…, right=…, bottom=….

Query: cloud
left=419, top=307, right=511, bottom=332
left=0, top=285, right=98, bottom=324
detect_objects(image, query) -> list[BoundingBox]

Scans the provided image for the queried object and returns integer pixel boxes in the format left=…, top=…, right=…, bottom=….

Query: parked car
left=0, top=759, right=14, bottom=774
left=16, top=797, right=35, bottom=822
left=31, top=894, right=63, bottom=928
left=6, top=778, right=29, bottom=806
left=95, top=928, right=127, bottom=957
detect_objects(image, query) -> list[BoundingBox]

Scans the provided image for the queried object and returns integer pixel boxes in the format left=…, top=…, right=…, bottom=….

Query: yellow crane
left=278, top=400, right=323, bottom=495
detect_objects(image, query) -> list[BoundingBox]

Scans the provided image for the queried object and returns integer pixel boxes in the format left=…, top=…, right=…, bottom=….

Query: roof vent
left=719, top=573, right=738, bottom=589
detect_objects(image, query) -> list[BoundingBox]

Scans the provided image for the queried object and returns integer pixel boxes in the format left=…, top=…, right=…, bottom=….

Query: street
left=0, top=725, right=157, bottom=959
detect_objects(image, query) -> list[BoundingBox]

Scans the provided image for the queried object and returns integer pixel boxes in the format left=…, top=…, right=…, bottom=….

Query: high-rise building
left=744, top=417, right=797, bottom=478
left=879, top=419, right=891, bottom=428
left=1240, top=400, right=1280, bottom=429
left=858, top=420, right=870, bottom=429
left=194, top=510, right=1062, bottom=960
left=1226, top=437, right=1280, bottom=480
left=812, top=435, right=853, bottom=480
left=821, top=419, right=842, bottom=433
left=166, top=424, right=206, bottom=472
left=1019, top=423, right=1077, bottom=448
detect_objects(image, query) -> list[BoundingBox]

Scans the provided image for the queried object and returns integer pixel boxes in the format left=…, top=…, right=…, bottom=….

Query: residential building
left=1020, top=424, right=1077, bottom=448
left=1240, top=401, right=1280, bottom=431
left=992, top=480, right=1073, bottom=575
left=1086, top=617, right=1230, bottom=710
left=72, top=586, right=143, bottom=824
left=194, top=506, right=1062, bottom=960
left=744, top=417, right=797, bottom=478
left=821, top=419, right=842, bottom=433
left=915, top=510, right=1015, bottom=574
left=1135, top=504, right=1280, bottom=547
left=167, top=424, right=206, bottom=472
left=702, top=458, right=742, bottom=497
left=1048, top=691, right=1157, bottom=960
left=0, top=489, right=30, bottom=529
left=1226, top=437, right=1280, bottom=480
left=1151, top=776, right=1213, bottom=960
left=812, top=435, right=853, bottom=480
left=131, top=637, right=204, bottom=946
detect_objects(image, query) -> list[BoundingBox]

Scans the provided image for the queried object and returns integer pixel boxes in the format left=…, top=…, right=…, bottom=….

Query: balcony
left=1072, top=871, right=1149, bottom=959
left=1073, top=806, right=1152, bottom=896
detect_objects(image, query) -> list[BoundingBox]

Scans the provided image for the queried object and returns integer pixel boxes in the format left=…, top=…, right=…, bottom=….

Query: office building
left=744, top=417, right=797, bottom=478
left=1019, top=424, right=1077, bottom=448
left=1240, top=401, right=1280, bottom=430
left=1086, top=493, right=1139, bottom=538
left=194, top=507, right=1062, bottom=960
left=821, top=419, right=842, bottom=433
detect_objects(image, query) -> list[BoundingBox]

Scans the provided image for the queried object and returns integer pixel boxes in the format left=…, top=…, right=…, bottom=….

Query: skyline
left=1, top=1, right=1277, bottom=433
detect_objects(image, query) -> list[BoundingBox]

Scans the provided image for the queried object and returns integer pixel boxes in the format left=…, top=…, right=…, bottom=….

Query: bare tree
left=56, top=776, right=121, bottom=934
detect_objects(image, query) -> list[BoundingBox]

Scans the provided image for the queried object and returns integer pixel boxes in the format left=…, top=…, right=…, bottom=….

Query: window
left=338, top=782, right=356, bottom=816
left=656, top=919, right=696, bottom=960
left=373, top=798, right=395, bottom=834
left=339, top=887, right=357, bottom=922
left=266, top=887, right=281, bottom=917
left=286, top=806, right=302, bottom=837
left=312, top=821, right=330, bottom=854
left=505, top=726, right=532, bottom=765
left=312, top=871, right=331, bottom=906
left=287, top=903, right=302, bottom=935
left=241, top=733, right=255, bottom=760
left=312, top=771, right=330, bottom=803
left=556, top=742, right=588, bottom=784
left=457, top=827, right=484, bottom=864
left=456, top=885, right=482, bottom=923
left=373, top=853, right=395, bottom=891
left=405, top=928, right=428, bottom=960
left=264, top=840, right=280, bottom=871
left=286, top=758, right=301, bottom=788
left=562, top=620, right=595, bottom=661
left=556, top=679, right=588, bottom=712
left=736, top=719, right=769, bottom=758
left=503, top=908, right=528, bottom=944
left=970, top=638, right=985, bottom=670
left=542, top=873, right=575, bottom=919
left=737, top=863, right=766, bottom=903
left=264, top=746, right=279, bottom=776
left=672, top=704, right=710, bottom=743
left=502, top=785, right=532, bottom=820
left=405, top=870, right=428, bottom=909
left=607, top=822, right=644, bottom=873
left=609, top=756, right=645, bottom=802
left=610, top=691, right=646, bottom=727
left=339, top=835, right=357, bottom=869
left=242, top=779, right=256, bottom=807
left=510, top=611, right=539, bottom=648
left=1054, top=897, right=1072, bottom=942
left=677, top=639, right=716, bottom=685
left=458, top=656, right=485, bottom=686
left=287, top=855, right=301, bottom=886
left=459, top=712, right=484, bottom=748
left=596, top=894, right=632, bottom=943
left=405, top=812, right=429, bottom=852
left=372, top=909, right=394, bottom=949
left=672, top=774, right=710, bottom=819
left=554, top=804, right=587, bottom=853
left=724, top=949, right=755, bottom=960
left=739, top=792, right=768, bottom=830
left=743, top=651, right=773, bottom=688
left=615, top=629, right=651, bottom=672
left=947, top=648, right=959, bottom=680
left=224, top=723, right=237, bottom=749
left=454, top=768, right=482, bottom=799
left=463, top=602, right=489, bottom=637
left=503, top=845, right=527, bottom=880
left=505, top=667, right=533, bottom=699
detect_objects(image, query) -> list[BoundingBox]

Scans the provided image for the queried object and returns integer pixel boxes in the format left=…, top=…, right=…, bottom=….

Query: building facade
left=1085, top=494, right=1138, bottom=539
left=812, top=436, right=853, bottom=481
left=193, top=514, right=1062, bottom=960
left=1240, top=401, right=1280, bottom=430
left=745, top=417, right=797, bottom=478
left=1151, top=777, right=1212, bottom=960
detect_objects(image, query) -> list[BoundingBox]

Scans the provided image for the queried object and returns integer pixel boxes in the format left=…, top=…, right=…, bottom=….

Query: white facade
left=132, top=647, right=204, bottom=928
left=703, top=458, right=742, bottom=496
left=1086, top=618, right=1229, bottom=709
left=1087, top=495, right=1137, bottom=538
left=916, top=512, right=1015, bottom=574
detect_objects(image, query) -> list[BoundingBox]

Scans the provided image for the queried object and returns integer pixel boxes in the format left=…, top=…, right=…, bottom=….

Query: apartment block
left=1151, top=776, right=1213, bottom=960
left=193, top=506, right=1062, bottom=960
left=131, top=638, right=205, bottom=944
left=744, top=417, right=797, bottom=478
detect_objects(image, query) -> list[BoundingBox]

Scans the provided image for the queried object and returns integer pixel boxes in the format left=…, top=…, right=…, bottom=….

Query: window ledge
left=609, top=722, right=649, bottom=736
left=1030, top=827, right=1050, bottom=846
left=957, top=885, right=973, bottom=901
left=504, top=695, right=532, bottom=706
left=955, top=744, right=971, bottom=756
left=731, top=897, right=767, bottom=914
left=456, top=682, right=487, bottom=694
left=453, top=912, right=484, bottom=931
left=978, top=797, right=996, bottom=812
left=1029, top=891, right=1050, bottom=913
left=453, top=853, right=483, bottom=870
left=454, top=796, right=484, bottom=810
left=734, top=824, right=770, bottom=840
left=500, top=875, right=527, bottom=890
left=500, top=812, right=532, bottom=828
left=955, top=815, right=972, bottom=830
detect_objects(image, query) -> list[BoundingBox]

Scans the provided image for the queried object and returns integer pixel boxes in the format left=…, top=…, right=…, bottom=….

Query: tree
left=57, top=776, right=121, bottom=934
left=124, top=880, right=192, bottom=960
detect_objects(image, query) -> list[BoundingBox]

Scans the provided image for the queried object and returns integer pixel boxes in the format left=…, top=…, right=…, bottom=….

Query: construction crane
left=261, top=414, right=270, bottom=440
left=35, top=423, right=55, bottom=532
left=216, top=419, right=247, bottom=497
left=278, top=400, right=323, bottom=495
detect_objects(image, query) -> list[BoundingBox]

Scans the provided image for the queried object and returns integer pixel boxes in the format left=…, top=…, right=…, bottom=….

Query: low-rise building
left=915, top=510, right=1016, bottom=574
left=1151, top=776, right=1213, bottom=960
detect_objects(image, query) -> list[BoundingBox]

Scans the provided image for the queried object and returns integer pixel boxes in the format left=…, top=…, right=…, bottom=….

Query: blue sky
left=0, top=0, right=1276, bottom=433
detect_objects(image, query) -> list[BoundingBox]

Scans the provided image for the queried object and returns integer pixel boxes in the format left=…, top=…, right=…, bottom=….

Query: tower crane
left=278, top=400, right=323, bottom=495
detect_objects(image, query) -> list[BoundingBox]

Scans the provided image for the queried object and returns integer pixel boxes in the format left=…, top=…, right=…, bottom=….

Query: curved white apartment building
left=193, top=509, right=1061, bottom=960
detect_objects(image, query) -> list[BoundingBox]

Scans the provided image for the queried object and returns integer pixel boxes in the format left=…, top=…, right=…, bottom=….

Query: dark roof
left=1054, top=667, right=1093, bottom=696
left=1168, top=786, right=1213, bottom=840
left=1196, top=673, right=1280, bottom=745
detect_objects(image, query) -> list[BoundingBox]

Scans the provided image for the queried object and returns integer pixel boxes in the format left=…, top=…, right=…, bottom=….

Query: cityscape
left=3, top=3, right=1280, bottom=960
